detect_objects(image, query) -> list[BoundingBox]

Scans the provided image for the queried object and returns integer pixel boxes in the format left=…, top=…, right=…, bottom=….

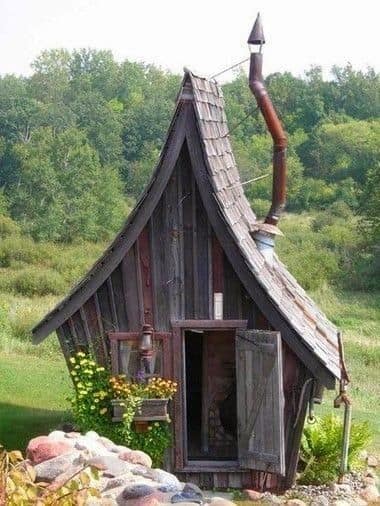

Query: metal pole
left=339, top=394, right=352, bottom=482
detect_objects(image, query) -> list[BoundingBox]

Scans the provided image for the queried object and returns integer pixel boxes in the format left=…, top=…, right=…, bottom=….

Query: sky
left=0, top=0, right=379, bottom=81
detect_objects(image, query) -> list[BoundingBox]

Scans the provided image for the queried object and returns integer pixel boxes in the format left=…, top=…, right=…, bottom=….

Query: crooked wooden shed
left=33, top=29, right=346, bottom=491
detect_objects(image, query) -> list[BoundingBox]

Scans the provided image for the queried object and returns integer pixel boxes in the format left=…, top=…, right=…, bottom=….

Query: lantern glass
left=140, top=332, right=152, bottom=351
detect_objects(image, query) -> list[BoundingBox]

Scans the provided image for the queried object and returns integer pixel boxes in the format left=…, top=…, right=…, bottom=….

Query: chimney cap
left=248, top=13, right=265, bottom=45
left=251, top=222, right=284, bottom=237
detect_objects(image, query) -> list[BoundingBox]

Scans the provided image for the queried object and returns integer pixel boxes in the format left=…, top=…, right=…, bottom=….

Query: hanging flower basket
left=111, top=398, right=169, bottom=423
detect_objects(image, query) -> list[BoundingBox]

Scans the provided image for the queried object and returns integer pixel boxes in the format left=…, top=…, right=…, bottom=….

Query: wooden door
left=236, top=330, right=285, bottom=475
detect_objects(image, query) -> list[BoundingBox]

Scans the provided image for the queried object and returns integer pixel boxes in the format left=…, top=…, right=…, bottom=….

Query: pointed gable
left=32, top=71, right=342, bottom=381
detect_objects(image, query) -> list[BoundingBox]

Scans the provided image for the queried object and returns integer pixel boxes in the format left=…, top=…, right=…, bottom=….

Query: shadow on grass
left=0, top=402, right=72, bottom=452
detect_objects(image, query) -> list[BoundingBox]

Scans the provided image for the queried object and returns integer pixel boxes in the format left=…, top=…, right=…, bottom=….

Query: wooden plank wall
left=55, top=143, right=308, bottom=491
left=56, top=144, right=250, bottom=362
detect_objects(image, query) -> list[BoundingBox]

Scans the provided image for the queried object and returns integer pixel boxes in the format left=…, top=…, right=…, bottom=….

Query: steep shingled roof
left=32, top=71, right=342, bottom=380
left=188, top=72, right=341, bottom=379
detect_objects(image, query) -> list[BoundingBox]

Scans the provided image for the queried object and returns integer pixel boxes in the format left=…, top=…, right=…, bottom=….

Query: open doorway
left=185, top=329, right=237, bottom=461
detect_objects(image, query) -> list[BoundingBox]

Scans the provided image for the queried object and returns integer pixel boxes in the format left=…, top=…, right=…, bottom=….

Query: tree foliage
left=0, top=49, right=378, bottom=290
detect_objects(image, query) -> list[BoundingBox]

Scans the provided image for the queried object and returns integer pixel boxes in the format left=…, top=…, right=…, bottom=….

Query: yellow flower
left=71, top=371, right=77, bottom=376
left=96, top=367, right=105, bottom=372
left=69, top=357, right=76, bottom=364
left=90, top=405, right=95, bottom=410
left=100, top=408, right=107, bottom=415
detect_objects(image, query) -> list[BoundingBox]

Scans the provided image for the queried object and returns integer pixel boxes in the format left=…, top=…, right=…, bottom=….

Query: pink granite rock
left=119, top=450, right=152, bottom=468
left=243, top=490, right=264, bottom=501
left=26, top=435, right=73, bottom=464
left=360, top=485, right=379, bottom=502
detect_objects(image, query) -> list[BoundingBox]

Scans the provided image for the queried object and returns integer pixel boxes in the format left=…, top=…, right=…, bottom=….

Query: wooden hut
left=33, top=28, right=346, bottom=491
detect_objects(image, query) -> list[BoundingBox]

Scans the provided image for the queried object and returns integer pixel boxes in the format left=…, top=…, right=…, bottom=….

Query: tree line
left=0, top=49, right=378, bottom=286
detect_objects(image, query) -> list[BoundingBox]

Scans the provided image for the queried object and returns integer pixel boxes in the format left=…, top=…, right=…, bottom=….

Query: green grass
left=311, top=287, right=380, bottom=456
left=0, top=352, right=72, bottom=451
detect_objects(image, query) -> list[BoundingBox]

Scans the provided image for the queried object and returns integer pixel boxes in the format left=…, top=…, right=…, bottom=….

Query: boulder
left=119, top=491, right=166, bottom=506
left=101, top=474, right=135, bottom=492
left=360, top=484, right=379, bottom=502
left=86, top=431, right=101, bottom=440
left=89, top=455, right=131, bottom=477
left=64, top=432, right=81, bottom=439
left=243, top=490, right=264, bottom=502
left=148, top=469, right=181, bottom=492
left=366, top=455, right=378, bottom=467
left=48, top=430, right=67, bottom=441
left=27, top=435, right=73, bottom=464
left=363, top=475, right=377, bottom=486
left=75, top=436, right=113, bottom=457
left=100, top=437, right=122, bottom=453
left=119, top=450, right=152, bottom=468
left=121, top=484, right=157, bottom=500
left=171, top=483, right=203, bottom=504
left=130, top=464, right=154, bottom=479
left=33, top=452, right=83, bottom=482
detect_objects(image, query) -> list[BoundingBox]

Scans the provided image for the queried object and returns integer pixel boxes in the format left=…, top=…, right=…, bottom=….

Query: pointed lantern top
left=247, top=13, right=265, bottom=45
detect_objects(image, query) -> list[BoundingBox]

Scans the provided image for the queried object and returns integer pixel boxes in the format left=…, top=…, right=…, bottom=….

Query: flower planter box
left=111, top=398, right=169, bottom=423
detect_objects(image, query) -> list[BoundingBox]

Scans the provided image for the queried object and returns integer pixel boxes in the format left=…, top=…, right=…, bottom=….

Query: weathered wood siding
left=56, top=143, right=310, bottom=491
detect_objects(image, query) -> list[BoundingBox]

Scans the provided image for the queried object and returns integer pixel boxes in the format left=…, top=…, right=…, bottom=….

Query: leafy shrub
left=69, top=352, right=176, bottom=467
left=250, top=198, right=271, bottom=219
left=0, top=267, right=67, bottom=296
left=0, top=215, right=20, bottom=238
left=0, top=236, right=47, bottom=268
left=299, top=414, right=371, bottom=485
left=0, top=444, right=100, bottom=505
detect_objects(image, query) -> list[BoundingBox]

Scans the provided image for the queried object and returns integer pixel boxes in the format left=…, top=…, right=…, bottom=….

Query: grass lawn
left=0, top=352, right=71, bottom=451
left=311, top=288, right=380, bottom=456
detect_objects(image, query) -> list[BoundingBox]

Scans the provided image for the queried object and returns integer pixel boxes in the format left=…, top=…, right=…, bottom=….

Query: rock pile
left=25, top=431, right=236, bottom=506
left=23, top=431, right=379, bottom=505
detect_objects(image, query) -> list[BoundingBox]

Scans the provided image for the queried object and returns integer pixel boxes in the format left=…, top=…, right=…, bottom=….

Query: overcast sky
left=1, top=0, right=379, bottom=81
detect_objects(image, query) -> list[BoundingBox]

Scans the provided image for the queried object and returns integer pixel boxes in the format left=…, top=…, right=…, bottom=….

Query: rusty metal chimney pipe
left=248, top=50, right=287, bottom=226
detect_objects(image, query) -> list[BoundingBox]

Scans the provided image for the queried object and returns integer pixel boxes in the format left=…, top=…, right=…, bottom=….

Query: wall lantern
left=139, top=324, right=154, bottom=378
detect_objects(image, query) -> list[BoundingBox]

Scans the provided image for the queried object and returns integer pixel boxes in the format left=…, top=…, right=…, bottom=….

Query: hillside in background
left=0, top=50, right=378, bottom=291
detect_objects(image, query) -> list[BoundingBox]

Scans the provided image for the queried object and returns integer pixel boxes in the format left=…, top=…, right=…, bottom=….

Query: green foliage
left=0, top=236, right=46, bottom=267
left=300, top=119, right=380, bottom=185
left=0, top=215, right=20, bottom=238
left=129, top=422, right=172, bottom=468
left=276, top=209, right=378, bottom=291
left=299, top=414, right=371, bottom=485
left=0, top=50, right=378, bottom=253
left=69, top=353, right=175, bottom=466
left=0, top=267, right=66, bottom=297
left=9, top=127, right=125, bottom=242
left=360, top=162, right=380, bottom=246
